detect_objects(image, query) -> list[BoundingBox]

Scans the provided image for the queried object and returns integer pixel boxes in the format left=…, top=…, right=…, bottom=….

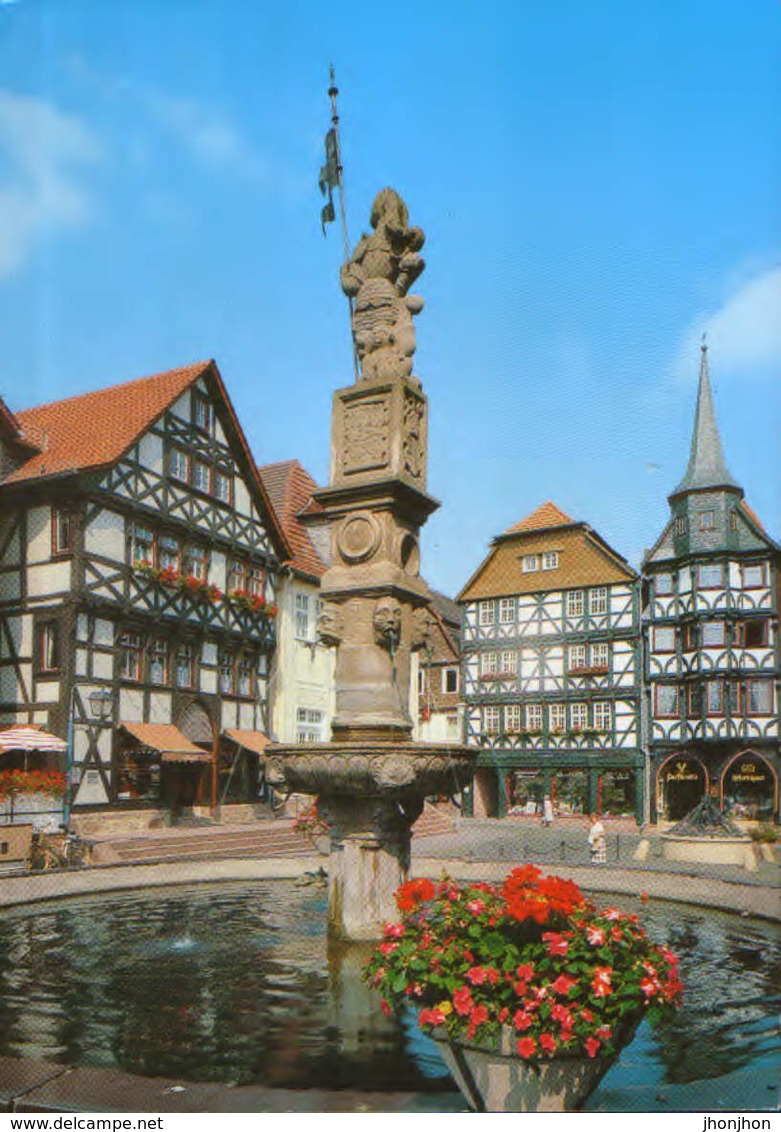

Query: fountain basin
left=661, top=834, right=753, bottom=867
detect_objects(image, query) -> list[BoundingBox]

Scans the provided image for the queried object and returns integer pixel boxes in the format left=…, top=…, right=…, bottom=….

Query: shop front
left=655, top=753, right=707, bottom=822
left=721, top=751, right=778, bottom=823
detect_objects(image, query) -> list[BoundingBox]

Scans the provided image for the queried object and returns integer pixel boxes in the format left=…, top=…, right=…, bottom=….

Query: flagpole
left=326, top=66, right=359, bottom=380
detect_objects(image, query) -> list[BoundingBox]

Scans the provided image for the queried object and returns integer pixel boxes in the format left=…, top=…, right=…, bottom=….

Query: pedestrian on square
left=541, top=794, right=553, bottom=828
left=588, top=813, right=606, bottom=864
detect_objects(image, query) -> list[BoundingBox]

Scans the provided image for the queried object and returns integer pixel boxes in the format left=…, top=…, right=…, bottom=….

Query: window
left=675, top=516, right=687, bottom=534
left=39, top=622, right=60, bottom=672
left=655, top=685, right=679, bottom=718
left=566, top=591, right=584, bottom=617
left=549, top=703, right=566, bottom=732
left=500, top=650, right=516, bottom=675
left=479, top=601, right=495, bottom=626
left=499, top=597, right=515, bottom=623
left=295, top=593, right=311, bottom=640
left=169, top=448, right=189, bottom=482
left=443, top=667, right=459, bottom=693
left=193, top=460, right=211, bottom=494
left=743, top=679, right=773, bottom=716
left=296, top=707, right=324, bottom=743
left=542, top=552, right=559, bottom=571
left=682, top=622, right=697, bottom=652
left=525, top=704, right=543, bottom=731
left=505, top=704, right=522, bottom=732
left=698, top=563, right=722, bottom=589
left=653, top=626, right=676, bottom=652
left=228, top=560, right=245, bottom=592
left=52, top=509, right=72, bottom=555
left=522, top=555, right=539, bottom=573
left=182, top=545, right=207, bottom=580
left=699, top=510, right=715, bottom=531
left=237, top=655, right=253, bottom=697
left=655, top=573, right=674, bottom=596
left=214, top=471, right=232, bottom=504
left=568, top=644, right=587, bottom=670
left=742, top=563, right=766, bottom=589
left=705, top=680, right=723, bottom=715
left=247, top=566, right=265, bottom=598
left=480, top=651, right=498, bottom=677
left=118, top=633, right=142, bottom=682
left=593, top=701, right=612, bottom=732
left=729, top=510, right=738, bottom=531
left=158, top=535, right=179, bottom=572
left=686, top=685, right=702, bottom=718
left=175, top=643, right=195, bottom=689
left=701, top=621, right=725, bottom=647
left=131, top=524, right=154, bottom=566
left=737, top=620, right=768, bottom=648
left=483, top=706, right=500, bottom=734
left=570, top=702, right=588, bottom=730
left=219, top=652, right=235, bottom=694
left=193, top=394, right=212, bottom=433
left=590, top=587, right=608, bottom=615
left=591, top=642, right=609, bottom=669
left=149, top=639, right=168, bottom=685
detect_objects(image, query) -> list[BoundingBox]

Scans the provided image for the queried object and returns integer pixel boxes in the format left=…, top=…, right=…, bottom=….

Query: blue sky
left=0, top=0, right=778, bottom=596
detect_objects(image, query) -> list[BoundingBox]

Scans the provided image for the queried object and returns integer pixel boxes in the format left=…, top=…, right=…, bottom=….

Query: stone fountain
left=267, top=188, right=475, bottom=940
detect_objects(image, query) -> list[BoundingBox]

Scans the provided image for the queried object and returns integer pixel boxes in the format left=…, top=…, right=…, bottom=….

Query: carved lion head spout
left=317, top=601, right=343, bottom=648
left=373, top=596, right=402, bottom=651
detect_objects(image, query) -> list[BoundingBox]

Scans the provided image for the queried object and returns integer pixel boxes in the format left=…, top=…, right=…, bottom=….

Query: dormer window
left=522, top=555, right=539, bottom=573
left=541, top=552, right=559, bottom=570
left=699, top=510, right=715, bottom=531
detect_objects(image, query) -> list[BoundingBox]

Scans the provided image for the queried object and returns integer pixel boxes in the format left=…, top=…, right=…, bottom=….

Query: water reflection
left=0, top=883, right=778, bottom=1105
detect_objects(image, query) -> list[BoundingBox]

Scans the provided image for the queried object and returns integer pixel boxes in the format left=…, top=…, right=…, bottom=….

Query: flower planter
left=432, top=1018, right=638, bottom=1112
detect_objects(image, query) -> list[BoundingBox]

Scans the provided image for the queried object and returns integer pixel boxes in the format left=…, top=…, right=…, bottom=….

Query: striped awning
left=119, top=722, right=211, bottom=763
left=223, top=729, right=271, bottom=756
left=0, top=726, right=67, bottom=753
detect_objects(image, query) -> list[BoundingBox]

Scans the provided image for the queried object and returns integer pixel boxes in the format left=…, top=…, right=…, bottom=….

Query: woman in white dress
left=588, top=813, right=607, bottom=864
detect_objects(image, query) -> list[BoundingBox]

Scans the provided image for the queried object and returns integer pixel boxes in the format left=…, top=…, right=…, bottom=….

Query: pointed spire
left=671, top=338, right=741, bottom=497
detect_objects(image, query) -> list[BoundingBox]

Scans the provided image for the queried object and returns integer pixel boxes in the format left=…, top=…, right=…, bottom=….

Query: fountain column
left=267, top=189, right=475, bottom=940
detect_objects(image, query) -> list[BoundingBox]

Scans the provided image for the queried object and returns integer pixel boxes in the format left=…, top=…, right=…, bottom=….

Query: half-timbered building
left=644, top=345, right=780, bottom=823
left=0, top=361, right=289, bottom=819
left=257, top=460, right=335, bottom=750
left=414, top=589, right=463, bottom=745
left=458, top=502, right=644, bottom=821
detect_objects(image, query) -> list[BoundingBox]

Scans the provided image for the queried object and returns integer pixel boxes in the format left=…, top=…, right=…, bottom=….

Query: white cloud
left=0, top=90, right=101, bottom=279
left=674, top=262, right=781, bottom=383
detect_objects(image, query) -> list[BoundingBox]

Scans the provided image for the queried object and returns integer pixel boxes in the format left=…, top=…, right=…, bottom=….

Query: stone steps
left=100, top=824, right=314, bottom=866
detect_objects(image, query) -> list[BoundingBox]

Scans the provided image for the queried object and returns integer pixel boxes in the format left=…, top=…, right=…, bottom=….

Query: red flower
left=539, top=1033, right=557, bottom=1054
left=585, top=1037, right=601, bottom=1058
left=498, top=1007, right=509, bottom=1024
left=469, top=1004, right=489, bottom=1027
left=517, top=1037, right=536, bottom=1059
left=551, top=974, right=578, bottom=996
left=580, top=1008, right=594, bottom=1023
left=595, top=1025, right=612, bottom=1041
left=396, top=877, right=436, bottom=912
left=516, top=964, right=535, bottom=981
left=542, top=932, right=569, bottom=957
left=467, top=966, right=489, bottom=986
left=513, top=1009, right=534, bottom=1032
left=379, top=941, right=398, bottom=957
left=591, top=967, right=613, bottom=997
left=380, top=999, right=392, bottom=1018
left=640, top=891, right=649, bottom=905
left=453, top=986, right=474, bottom=1016
left=419, top=1007, right=446, bottom=1027
left=640, top=976, right=658, bottom=999
left=383, top=923, right=405, bottom=939
left=586, top=925, right=606, bottom=947
left=466, top=900, right=486, bottom=915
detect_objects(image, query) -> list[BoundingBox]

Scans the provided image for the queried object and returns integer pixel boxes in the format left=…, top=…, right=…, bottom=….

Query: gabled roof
left=0, top=395, right=43, bottom=453
left=257, top=459, right=326, bottom=580
left=458, top=502, right=635, bottom=602
left=2, top=360, right=290, bottom=561
left=503, top=501, right=574, bottom=535
left=5, top=362, right=210, bottom=485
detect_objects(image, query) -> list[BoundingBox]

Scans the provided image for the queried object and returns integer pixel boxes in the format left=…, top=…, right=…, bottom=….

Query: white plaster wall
left=84, top=508, right=125, bottom=561
left=149, top=692, right=172, bottom=723
left=0, top=573, right=20, bottom=601
left=169, top=391, right=190, bottom=422
left=202, top=643, right=217, bottom=665
left=95, top=619, right=114, bottom=647
left=210, top=550, right=226, bottom=590
left=119, top=689, right=144, bottom=722
left=0, top=519, right=21, bottom=565
left=75, top=648, right=88, bottom=676
left=93, top=652, right=113, bottom=680
left=138, top=432, right=164, bottom=473
left=27, top=561, right=71, bottom=597
left=234, top=479, right=251, bottom=519
left=26, top=507, right=51, bottom=564
left=201, top=669, right=217, bottom=695
left=239, top=702, right=255, bottom=730
left=75, top=770, right=109, bottom=806
left=0, top=669, right=23, bottom=701
left=221, top=700, right=239, bottom=730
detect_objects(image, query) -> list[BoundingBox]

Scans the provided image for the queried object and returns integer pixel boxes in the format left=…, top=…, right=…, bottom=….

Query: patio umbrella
left=0, top=727, right=67, bottom=769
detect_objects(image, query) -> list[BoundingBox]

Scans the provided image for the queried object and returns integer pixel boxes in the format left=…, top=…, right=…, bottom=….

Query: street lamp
left=88, top=689, right=113, bottom=723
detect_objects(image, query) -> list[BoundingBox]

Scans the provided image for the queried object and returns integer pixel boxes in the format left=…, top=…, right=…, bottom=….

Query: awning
left=0, top=726, right=67, bottom=753
left=223, top=729, right=271, bottom=756
left=118, top=721, right=211, bottom=763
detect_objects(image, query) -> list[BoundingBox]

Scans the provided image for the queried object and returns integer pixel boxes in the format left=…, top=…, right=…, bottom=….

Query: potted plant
left=0, top=770, right=68, bottom=824
left=364, top=865, right=682, bottom=1112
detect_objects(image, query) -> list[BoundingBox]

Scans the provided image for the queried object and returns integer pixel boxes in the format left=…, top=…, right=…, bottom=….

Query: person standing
left=588, top=813, right=606, bottom=864
left=542, top=794, right=553, bottom=828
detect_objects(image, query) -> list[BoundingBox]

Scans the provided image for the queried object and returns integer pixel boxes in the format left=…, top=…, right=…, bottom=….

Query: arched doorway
left=171, top=701, right=217, bottom=814
left=657, top=754, right=707, bottom=821
left=721, top=751, right=778, bottom=822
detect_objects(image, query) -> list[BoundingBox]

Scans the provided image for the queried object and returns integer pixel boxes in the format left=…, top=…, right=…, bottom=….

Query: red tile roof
left=258, top=460, right=326, bottom=579
left=5, top=361, right=211, bottom=484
